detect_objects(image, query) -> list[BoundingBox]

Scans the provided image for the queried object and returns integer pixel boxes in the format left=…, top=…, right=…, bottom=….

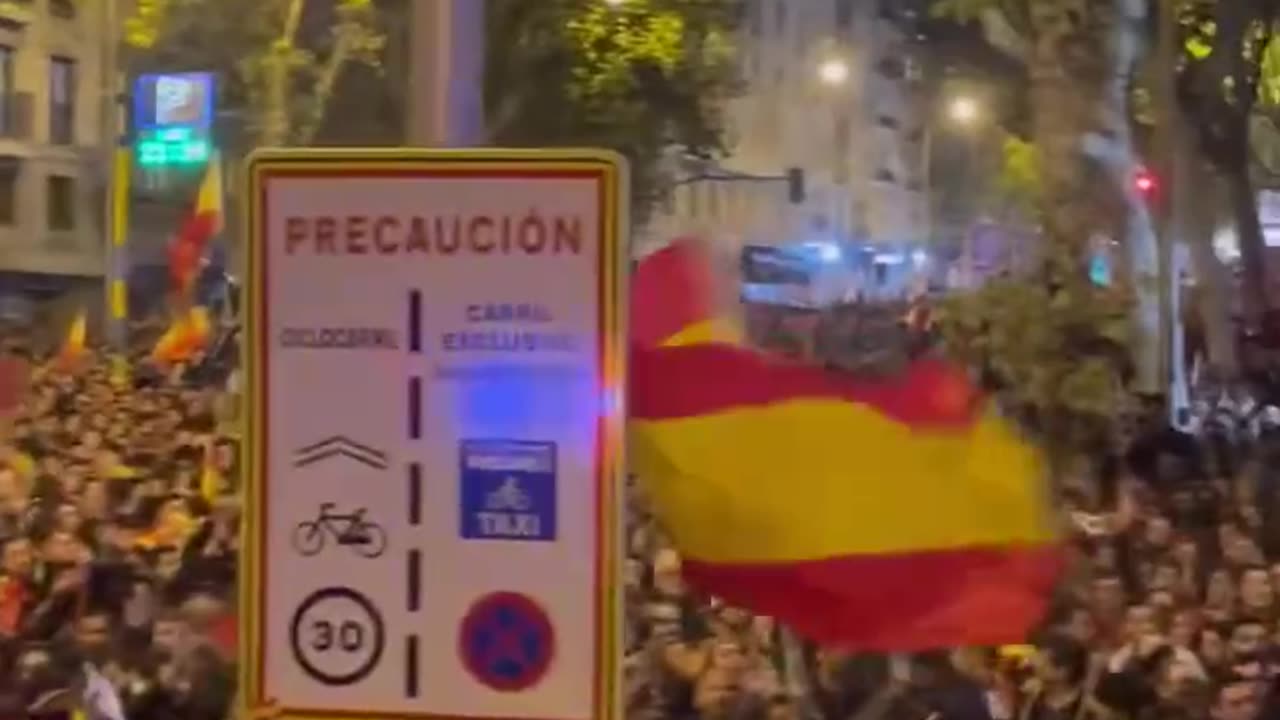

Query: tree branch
left=485, top=90, right=525, bottom=144
left=295, top=29, right=352, bottom=145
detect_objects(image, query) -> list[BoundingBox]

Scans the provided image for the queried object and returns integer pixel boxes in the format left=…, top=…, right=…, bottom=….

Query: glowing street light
left=948, top=96, right=980, bottom=125
left=602, top=0, right=626, bottom=6
left=817, top=58, right=850, bottom=86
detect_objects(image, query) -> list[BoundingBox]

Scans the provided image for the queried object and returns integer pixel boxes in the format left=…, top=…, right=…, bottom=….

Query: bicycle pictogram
left=484, top=476, right=532, bottom=512
left=292, top=503, right=388, bottom=558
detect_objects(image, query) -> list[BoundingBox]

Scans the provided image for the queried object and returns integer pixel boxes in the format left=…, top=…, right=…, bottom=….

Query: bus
left=740, top=244, right=852, bottom=308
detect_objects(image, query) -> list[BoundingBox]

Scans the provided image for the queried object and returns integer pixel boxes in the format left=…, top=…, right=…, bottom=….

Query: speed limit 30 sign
left=290, top=587, right=385, bottom=686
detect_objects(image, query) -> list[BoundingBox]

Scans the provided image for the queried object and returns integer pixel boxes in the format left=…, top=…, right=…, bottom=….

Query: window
left=0, top=46, right=11, bottom=96
left=0, top=45, right=13, bottom=137
left=49, top=56, right=75, bottom=145
left=47, top=175, right=74, bottom=230
left=748, top=0, right=762, bottom=36
left=50, top=0, right=76, bottom=18
left=835, top=0, right=854, bottom=29
left=833, top=113, right=851, bottom=184
left=0, top=164, right=18, bottom=226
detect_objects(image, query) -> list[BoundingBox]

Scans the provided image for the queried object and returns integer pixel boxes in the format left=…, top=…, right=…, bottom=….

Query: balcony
left=0, top=92, right=33, bottom=141
left=0, top=0, right=34, bottom=25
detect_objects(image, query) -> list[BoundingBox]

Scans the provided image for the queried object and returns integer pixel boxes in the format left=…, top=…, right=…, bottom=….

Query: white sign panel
left=241, top=150, right=627, bottom=720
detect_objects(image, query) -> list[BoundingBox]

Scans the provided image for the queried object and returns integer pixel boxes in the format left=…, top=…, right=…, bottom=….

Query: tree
left=484, top=0, right=741, bottom=223
left=926, top=0, right=1161, bottom=466
left=124, top=0, right=387, bottom=149
left=936, top=247, right=1134, bottom=475
left=1176, top=0, right=1280, bottom=334
left=905, top=13, right=1038, bottom=234
left=992, top=135, right=1043, bottom=222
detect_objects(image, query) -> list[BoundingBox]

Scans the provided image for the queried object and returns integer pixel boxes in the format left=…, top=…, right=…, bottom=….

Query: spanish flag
left=169, top=156, right=222, bottom=299
left=629, top=240, right=1061, bottom=651
left=151, top=306, right=212, bottom=364
left=55, top=310, right=87, bottom=369
left=631, top=237, right=742, bottom=348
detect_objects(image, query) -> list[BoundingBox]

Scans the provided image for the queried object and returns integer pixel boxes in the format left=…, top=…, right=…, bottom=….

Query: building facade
left=642, top=0, right=927, bottom=271
left=0, top=0, right=109, bottom=282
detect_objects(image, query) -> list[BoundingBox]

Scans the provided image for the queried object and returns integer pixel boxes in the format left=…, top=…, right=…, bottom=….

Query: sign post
left=240, top=149, right=627, bottom=720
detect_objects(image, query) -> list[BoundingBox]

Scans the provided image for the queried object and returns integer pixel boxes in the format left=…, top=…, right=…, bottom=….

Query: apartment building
left=642, top=0, right=927, bottom=272
left=0, top=0, right=109, bottom=318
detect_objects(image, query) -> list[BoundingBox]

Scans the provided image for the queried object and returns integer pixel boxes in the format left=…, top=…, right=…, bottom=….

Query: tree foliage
left=935, top=248, right=1134, bottom=471
left=485, top=0, right=741, bottom=223
left=124, top=0, right=386, bottom=149
left=1176, top=0, right=1280, bottom=327
left=927, top=0, right=1145, bottom=463
left=1264, top=36, right=1280, bottom=106
left=992, top=135, right=1042, bottom=221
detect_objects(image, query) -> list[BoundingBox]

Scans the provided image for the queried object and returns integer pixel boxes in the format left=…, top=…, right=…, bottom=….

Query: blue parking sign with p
left=459, top=440, right=557, bottom=542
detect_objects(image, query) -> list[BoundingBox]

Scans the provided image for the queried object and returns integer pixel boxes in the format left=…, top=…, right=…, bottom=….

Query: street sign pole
left=407, top=0, right=485, bottom=147
left=240, top=148, right=627, bottom=720
left=102, top=0, right=127, bottom=349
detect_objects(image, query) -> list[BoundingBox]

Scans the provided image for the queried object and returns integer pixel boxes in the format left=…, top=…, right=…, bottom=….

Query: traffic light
left=1134, top=166, right=1157, bottom=196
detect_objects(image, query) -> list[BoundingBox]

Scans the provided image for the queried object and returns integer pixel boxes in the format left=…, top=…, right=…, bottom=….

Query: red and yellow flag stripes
left=629, top=240, right=1061, bottom=651
left=631, top=237, right=742, bottom=349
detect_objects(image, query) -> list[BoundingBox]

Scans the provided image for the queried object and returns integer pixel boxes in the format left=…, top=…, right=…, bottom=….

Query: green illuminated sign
left=135, top=128, right=210, bottom=167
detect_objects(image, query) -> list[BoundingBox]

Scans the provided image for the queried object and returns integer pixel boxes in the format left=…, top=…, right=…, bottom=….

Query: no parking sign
left=459, top=592, right=556, bottom=692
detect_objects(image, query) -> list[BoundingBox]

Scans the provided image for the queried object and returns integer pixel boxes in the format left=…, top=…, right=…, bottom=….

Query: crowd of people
left=2, top=304, right=1280, bottom=720
left=0, top=346, right=238, bottom=720
left=620, top=308, right=1280, bottom=720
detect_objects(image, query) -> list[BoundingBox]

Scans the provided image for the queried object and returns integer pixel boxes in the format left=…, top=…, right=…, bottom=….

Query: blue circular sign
left=458, top=591, right=555, bottom=692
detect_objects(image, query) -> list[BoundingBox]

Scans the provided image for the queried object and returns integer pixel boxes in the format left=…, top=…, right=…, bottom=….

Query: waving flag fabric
left=629, top=240, right=1061, bottom=651
left=55, top=311, right=87, bottom=370
left=151, top=306, right=212, bottom=364
left=631, top=238, right=741, bottom=349
left=169, top=157, right=223, bottom=299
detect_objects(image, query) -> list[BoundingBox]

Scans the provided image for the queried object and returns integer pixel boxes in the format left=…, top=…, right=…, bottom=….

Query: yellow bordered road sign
left=240, top=148, right=627, bottom=720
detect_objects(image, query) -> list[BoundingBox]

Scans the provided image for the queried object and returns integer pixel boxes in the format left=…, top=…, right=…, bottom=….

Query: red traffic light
left=1134, top=168, right=1156, bottom=194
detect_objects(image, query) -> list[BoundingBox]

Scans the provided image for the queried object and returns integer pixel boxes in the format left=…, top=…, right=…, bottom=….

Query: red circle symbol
left=458, top=591, right=555, bottom=692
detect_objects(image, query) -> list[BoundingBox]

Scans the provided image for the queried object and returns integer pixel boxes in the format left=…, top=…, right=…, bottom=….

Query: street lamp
left=920, top=94, right=983, bottom=258
left=948, top=96, right=980, bottom=125
left=603, top=0, right=626, bottom=6
left=817, top=58, right=850, bottom=86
